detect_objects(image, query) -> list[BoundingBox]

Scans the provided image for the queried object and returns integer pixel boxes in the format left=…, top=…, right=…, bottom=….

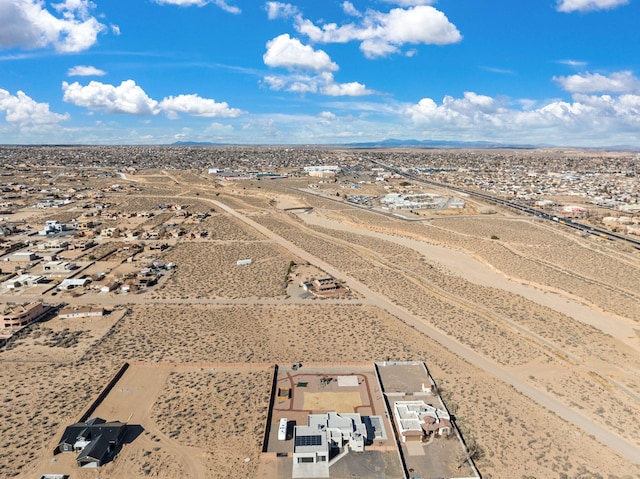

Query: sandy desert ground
left=2, top=169, right=640, bottom=479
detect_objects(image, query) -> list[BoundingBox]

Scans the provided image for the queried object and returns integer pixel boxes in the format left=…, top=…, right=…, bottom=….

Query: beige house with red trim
left=393, top=400, right=452, bottom=443
left=2, top=302, right=51, bottom=328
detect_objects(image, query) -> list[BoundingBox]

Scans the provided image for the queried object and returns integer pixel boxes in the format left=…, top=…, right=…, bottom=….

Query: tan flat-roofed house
left=58, top=306, right=104, bottom=319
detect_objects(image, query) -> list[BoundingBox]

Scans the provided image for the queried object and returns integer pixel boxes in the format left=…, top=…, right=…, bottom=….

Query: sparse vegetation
left=0, top=150, right=638, bottom=479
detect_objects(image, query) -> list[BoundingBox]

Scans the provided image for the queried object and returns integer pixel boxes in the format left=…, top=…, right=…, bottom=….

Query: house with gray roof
left=57, top=417, right=127, bottom=468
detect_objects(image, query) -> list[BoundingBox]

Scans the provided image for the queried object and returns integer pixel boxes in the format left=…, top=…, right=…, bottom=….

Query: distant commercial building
left=448, top=198, right=466, bottom=209
left=304, top=166, right=341, bottom=178
left=619, top=204, right=640, bottom=213
left=217, top=172, right=253, bottom=181
left=559, top=205, right=587, bottom=216
left=380, top=193, right=446, bottom=210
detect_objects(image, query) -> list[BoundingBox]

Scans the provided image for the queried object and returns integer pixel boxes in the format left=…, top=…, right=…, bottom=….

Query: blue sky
left=1, top=0, right=639, bottom=146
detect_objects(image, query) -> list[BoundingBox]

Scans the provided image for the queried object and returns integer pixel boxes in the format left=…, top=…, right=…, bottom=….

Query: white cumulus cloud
left=0, top=0, right=108, bottom=52
left=554, top=71, right=640, bottom=94
left=62, top=80, right=160, bottom=115
left=264, top=34, right=338, bottom=72
left=62, top=80, right=244, bottom=119
left=262, top=75, right=288, bottom=91
left=0, top=88, right=69, bottom=126
left=263, top=74, right=319, bottom=94
left=321, top=80, right=371, bottom=97
left=262, top=33, right=373, bottom=98
left=294, top=5, right=461, bottom=58
left=154, top=0, right=240, bottom=12
left=263, top=71, right=372, bottom=97
left=265, top=2, right=299, bottom=19
left=556, top=0, right=629, bottom=12
left=68, top=65, right=107, bottom=76
left=380, top=0, right=436, bottom=5
left=404, top=90, right=640, bottom=145
left=159, top=94, right=244, bottom=119
left=342, top=1, right=361, bottom=17
left=154, top=0, right=205, bottom=5
left=405, top=92, right=503, bottom=127
left=319, top=111, right=336, bottom=120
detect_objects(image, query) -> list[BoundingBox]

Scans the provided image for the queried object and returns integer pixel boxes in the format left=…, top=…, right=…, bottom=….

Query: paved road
left=210, top=199, right=640, bottom=466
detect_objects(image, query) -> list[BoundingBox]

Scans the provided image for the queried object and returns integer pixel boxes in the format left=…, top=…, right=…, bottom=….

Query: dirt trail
left=210, top=199, right=640, bottom=466
left=300, top=212, right=640, bottom=350
left=92, top=365, right=207, bottom=479
left=0, top=293, right=370, bottom=308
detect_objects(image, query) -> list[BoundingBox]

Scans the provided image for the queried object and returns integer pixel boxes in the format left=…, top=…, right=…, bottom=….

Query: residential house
left=2, top=302, right=52, bottom=328
left=393, top=400, right=452, bottom=443
left=43, top=261, right=77, bottom=274
left=3, top=274, right=44, bottom=289
left=7, top=251, right=38, bottom=261
left=57, top=417, right=127, bottom=468
left=292, top=412, right=369, bottom=476
left=100, top=227, right=120, bottom=238
left=58, top=306, right=104, bottom=319
left=57, top=278, right=91, bottom=290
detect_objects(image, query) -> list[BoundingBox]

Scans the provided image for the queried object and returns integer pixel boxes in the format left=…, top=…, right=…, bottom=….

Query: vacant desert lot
left=62, top=303, right=640, bottom=477
left=150, top=241, right=295, bottom=299
left=2, top=173, right=640, bottom=479
left=1, top=309, right=125, bottom=363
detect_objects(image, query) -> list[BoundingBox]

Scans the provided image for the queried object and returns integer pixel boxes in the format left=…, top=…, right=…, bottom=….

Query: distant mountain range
left=171, top=139, right=536, bottom=148
left=170, top=139, right=640, bottom=151
left=344, top=138, right=540, bottom=149
left=172, top=141, right=226, bottom=146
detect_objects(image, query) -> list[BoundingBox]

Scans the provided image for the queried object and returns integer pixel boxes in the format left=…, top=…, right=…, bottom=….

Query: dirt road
left=92, top=365, right=207, bottom=479
left=210, top=199, right=640, bottom=466
left=300, top=212, right=639, bottom=350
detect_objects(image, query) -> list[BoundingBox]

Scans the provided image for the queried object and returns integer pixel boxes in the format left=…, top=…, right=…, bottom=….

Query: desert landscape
left=1, top=146, right=639, bottom=479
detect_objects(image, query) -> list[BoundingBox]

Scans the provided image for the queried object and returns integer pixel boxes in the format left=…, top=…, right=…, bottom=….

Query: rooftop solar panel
left=295, top=434, right=322, bottom=447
